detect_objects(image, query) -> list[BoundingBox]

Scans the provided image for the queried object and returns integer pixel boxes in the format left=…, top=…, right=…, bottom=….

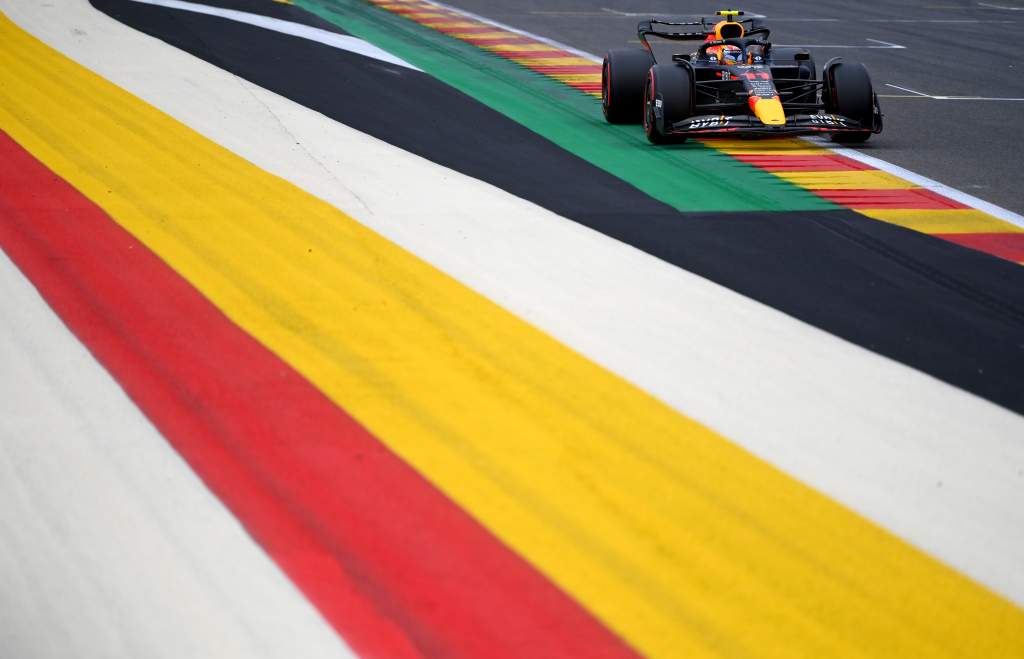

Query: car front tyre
left=644, top=64, right=693, bottom=144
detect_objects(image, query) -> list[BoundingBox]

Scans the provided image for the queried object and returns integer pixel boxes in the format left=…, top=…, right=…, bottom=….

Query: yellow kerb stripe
left=2, top=14, right=1022, bottom=659
left=859, top=208, right=1024, bottom=234
left=774, top=169, right=917, bottom=190
left=549, top=74, right=602, bottom=83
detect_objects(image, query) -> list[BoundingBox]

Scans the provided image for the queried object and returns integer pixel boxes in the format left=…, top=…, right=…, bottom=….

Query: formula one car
left=602, top=10, right=883, bottom=143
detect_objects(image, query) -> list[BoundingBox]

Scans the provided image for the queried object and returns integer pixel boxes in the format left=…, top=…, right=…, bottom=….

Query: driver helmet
left=719, top=45, right=744, bottom=65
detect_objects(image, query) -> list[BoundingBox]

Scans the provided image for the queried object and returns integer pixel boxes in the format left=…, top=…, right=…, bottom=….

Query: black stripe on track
left=91, top=0, right=1024, bottom=415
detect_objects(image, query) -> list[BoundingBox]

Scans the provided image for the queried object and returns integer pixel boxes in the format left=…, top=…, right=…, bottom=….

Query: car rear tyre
left=603, top=48, right=654, bottom=124
left=643, top=64, right=693, bottom=144
left=826, top=62, right=874, bottom=143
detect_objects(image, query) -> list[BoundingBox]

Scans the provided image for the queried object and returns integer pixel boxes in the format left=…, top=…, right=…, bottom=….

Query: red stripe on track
left=733, top=154, right=874, bottom=171
left=814, top=188, right=969, bottom=209
left=0, top=131, right=639, bottom=659
left=935, top=232, right=1024, bottom=263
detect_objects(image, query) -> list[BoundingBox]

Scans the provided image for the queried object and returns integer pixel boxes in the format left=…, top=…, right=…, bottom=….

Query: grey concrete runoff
left=440, top=0, right=1024, bottom=215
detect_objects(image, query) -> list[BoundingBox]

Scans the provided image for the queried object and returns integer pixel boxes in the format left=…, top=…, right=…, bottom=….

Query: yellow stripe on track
left=860, top=208, right=1024, bottom=234
left=774, top=169, right=917, bottom=190
left=2, top=12, right=1022, bottom=658
left=549, top=74, right=601, bottom=83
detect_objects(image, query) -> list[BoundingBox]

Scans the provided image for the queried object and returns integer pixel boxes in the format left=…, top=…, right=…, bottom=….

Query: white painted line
left=932, top=95, right=1024, bottom=100
left=774, top=39, right=906, bottom=49
left=865, top=18, right=987, bottom=22
left=886, top=83, right=1024, bottom=101
left=866, top=38, right=907, bottom=48
left=979, top=2, right=1024, bottom=9
left=12, top=0, right=1024, bottom=610
left=599, top=8, right=767, bottom=18
left=126, top=0, right=421, bottom=70
left=886, top=83, right=931, bottom=96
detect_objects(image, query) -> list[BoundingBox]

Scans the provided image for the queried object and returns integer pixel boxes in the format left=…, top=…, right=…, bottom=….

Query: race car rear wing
left=637, top=19, right=708, bottom=45
left=637, top=17, right=770, bottom=52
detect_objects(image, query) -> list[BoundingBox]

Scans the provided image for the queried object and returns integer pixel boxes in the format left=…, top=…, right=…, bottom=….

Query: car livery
left=601, top=10, right=884, bottom=144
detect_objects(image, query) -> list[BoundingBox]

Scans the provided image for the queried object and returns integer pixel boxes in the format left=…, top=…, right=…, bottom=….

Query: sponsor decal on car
left=809, top=114, right=845, bottom=126
left=686, top=116, right=731, bottom=129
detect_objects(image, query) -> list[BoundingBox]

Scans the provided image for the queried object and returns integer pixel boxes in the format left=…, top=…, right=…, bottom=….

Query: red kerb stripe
left=733, top=154, right=874, bottom=171
left=935, top=232, right=1024, bottom=263
left=814, top=188, right=969, bottom=209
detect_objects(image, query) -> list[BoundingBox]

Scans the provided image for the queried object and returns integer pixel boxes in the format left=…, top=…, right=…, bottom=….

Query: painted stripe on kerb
left=3, top=9, right=1024, bottom=659
left=733, top=153, right=873, bottom=171
left=126, top=0, right=420, bottom=69
left=939, top=232, right=1024, bottom=262
left=860, top=209, right=1024, bottom=234
left=775, top=169, right=916, bottom=190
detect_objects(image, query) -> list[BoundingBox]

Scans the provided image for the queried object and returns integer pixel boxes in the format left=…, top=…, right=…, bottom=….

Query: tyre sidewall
left=644, top=64, right=693, bottom=143
left=826, top=61, right=874, bottom=142
left=603, top=48, right=654, bottom=124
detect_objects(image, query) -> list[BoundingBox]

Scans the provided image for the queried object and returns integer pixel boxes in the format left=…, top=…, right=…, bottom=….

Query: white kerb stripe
left=127, top=0, right=421, bottom=70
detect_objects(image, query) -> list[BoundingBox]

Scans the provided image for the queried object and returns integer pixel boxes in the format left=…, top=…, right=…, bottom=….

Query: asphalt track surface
left=441, top=0, right=1024, bottom=215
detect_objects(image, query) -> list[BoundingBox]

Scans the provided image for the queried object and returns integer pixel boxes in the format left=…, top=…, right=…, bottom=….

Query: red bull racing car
left=602, top=10, right=883, bottom=143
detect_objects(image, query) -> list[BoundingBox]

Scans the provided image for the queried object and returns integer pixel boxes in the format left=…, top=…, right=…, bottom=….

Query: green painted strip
left=295, top=0, right=835, bottom=212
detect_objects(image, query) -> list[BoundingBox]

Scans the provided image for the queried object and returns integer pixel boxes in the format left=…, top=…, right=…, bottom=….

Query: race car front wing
left=667, top=112, right=875, bottom=137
